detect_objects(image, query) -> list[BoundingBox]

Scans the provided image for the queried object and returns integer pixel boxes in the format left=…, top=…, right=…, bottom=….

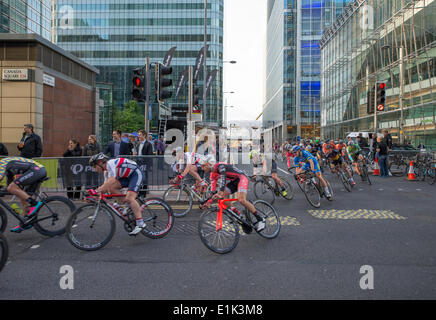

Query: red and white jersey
left=107, top=158, right=138, bottom=179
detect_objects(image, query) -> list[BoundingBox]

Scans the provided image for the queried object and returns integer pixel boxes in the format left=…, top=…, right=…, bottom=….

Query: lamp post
left=203, top=0, right=208, bottom=125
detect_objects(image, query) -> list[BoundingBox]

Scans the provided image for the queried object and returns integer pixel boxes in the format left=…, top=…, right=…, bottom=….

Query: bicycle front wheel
left=34, top=196, right=76, bottom=237
left=198, top=209, right=239, bottom=254
left=339, top=171, right=352, bottom=192
left=253, top=180, right=275, bottom=204
left=0, top=233, right=9, bottom=272
left=140, top=198, right=175, bottom=239
left=162, top=186, right=193, bottom=218
left=279, top=177, right=294, bottom=201
left=0, top=206, right=7, bottom=234
left=251, top=200, right=280, bottom=239
left=389, top=161, right=408, bottom=177
left=303, top=181, right=321, bottom=208
left=66, top=203, right=116, bottom=251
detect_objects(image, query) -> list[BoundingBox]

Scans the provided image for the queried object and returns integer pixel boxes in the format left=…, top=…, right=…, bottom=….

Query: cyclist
left=324, top=144, right=356, bottom=186
left=292, top=146, right=332, bottom=199
left=89, top=153, right=145, bottom=235
left=199, top=155, right=266, bottom=232
left=0, top=157, right=47, bottom=233
left=171, top=147, right=206, bottom=188
left=347, top=141, right=363, bottom=177
left=284, top=141, right=294, bottom=169
left=248, top=149, right=287, bottom=197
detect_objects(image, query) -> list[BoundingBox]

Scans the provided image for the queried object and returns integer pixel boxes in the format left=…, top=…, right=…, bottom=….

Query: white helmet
left=199, top=154, right=216, bottom=166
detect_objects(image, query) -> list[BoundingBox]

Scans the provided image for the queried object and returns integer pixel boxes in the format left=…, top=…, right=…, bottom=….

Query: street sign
left=377, top=104, right=385, bottom=111
left=2, top=68, right=28, bottom=80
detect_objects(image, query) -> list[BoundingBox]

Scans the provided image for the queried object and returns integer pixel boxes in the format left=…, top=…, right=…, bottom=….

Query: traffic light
left=156, top=63, right=173, bottom=102
left=367, top=88, right=375, bottom=114
left=376, top=82, right=386, bottom=112
left=132, top=68, right=145, bottom=101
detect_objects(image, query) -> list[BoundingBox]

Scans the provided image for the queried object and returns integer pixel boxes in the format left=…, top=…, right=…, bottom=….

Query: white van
left=346, top=132, right=383, bottom=140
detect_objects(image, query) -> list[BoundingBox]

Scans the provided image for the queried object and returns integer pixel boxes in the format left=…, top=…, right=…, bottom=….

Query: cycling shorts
left=302, top=160, right=321, bottom=174
left=14, top=166, right=47, bottom=193
left=350, top=152, right=360, bottom=162
left=224, top=176, right=249, bottom=194
left=117, top=169, right=144, bottom=193
left=271, top=160, right=278, bottom=174
left=330, top=157, right=344, bottom=166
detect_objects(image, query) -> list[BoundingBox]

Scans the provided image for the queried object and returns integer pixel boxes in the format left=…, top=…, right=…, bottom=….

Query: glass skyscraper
left=264, top=0, right=351, bottom=141
left=54, top=0, right=224, bottom=129
left=0, top=0, right=52, bottom=40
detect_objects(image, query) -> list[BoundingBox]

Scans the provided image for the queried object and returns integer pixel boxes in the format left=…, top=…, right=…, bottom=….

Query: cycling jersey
left=107, top=158, right=138, bottom=179
left=347, top=144, right=361, bottom=161
left=210, top=163, right=248, bottom=193
left=294, top=150, right=321, bottom=173
left=0, top=157, right=46, bottom=192
left=249, top=151, right=278, bottom=174
left=325, top=149, right=344, bottom=165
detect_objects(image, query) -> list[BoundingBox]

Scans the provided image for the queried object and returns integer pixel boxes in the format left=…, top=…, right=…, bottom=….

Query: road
left=1, top=162, right=436, bottom=300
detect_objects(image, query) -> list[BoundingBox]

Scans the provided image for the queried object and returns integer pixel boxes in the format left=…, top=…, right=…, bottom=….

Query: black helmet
left=89, top=153, right=109, bottom=167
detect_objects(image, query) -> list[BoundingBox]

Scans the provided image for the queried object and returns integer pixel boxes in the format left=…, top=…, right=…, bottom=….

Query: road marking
left=278, top=168, right=290, bottom=175
left=308, top=209, right=407, bottom=220
left=30, top=245, right=40, bottom=249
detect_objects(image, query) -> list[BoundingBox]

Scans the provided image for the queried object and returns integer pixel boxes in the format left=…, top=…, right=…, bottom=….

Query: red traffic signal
left=379, top=83, right=386, bottom=89
left=133, top=77, right=143, bottom=87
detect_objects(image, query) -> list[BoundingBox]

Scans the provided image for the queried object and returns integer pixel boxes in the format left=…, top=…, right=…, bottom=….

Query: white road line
left=278, top=167, right=290, bottom=175
left=30, top=245, right=40, bottom=249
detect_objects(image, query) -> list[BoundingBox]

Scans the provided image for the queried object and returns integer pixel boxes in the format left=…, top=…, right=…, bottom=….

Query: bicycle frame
left=171, top=180, right=208, bottom=202
left=215, top=199, right=254, bottom=232
left=86, top=193, right=131, bottom=224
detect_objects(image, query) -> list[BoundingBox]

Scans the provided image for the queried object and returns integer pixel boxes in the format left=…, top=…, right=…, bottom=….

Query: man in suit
left=104, top=130, right=132, bottom=158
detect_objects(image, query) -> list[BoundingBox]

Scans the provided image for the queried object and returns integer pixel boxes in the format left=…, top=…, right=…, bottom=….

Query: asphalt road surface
left=1, top=162, right=435, bottom=300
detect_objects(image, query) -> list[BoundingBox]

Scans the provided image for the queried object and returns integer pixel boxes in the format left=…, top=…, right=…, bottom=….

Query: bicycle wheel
left=198, top=208, right=239, bottom=254
left=339, top=171, right=352, bottom=192
left=139, top=198, right=175, bottom=239
left=162, top=186, right=193, bottom=218
left=362, top=165, right=372, bottom=185
left=66, top=203, right=116, bottom=251
left=0, top=233, right=9, bottom=272
left=303, top=181, right=321, bottom=208
left=389, top=161, right=408, bottom=177
left=0, top=207, right=7, bottom=234
left=427, top=167, right=436, bottom=185
left=34, top=196, right=76, bottom=237
left=324, top=179, right=334, bottom=201
left=279, top=177, right=294, bottom=201
left=253, top=180, right=275, bottom=205
left=250, top=200, right=280, bottom=239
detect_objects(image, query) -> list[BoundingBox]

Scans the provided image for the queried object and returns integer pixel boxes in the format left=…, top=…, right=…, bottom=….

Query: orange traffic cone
left=408, top=161, right=416, bottom=181
left=373, top=156, right=380, bottom=176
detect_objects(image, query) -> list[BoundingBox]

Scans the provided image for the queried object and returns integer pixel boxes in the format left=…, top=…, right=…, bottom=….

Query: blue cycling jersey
left=293, top=150, right=317, bottom=168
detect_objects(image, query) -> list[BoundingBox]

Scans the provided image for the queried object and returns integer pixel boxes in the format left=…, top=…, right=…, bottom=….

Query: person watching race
left=0, top=157, right=47, bottom=233
left=347, top=141, right=362, bottom=177
left=89, top=153, right=146, bottom=235
left=249, top=149, right=287, bottom=197
left=171, top=147, right=206, bottom=188
left=324, top=144, right=356, bottom=186
left=292, top=145, right=332, bottom=199
left=199, top=155, right=266, bottom=232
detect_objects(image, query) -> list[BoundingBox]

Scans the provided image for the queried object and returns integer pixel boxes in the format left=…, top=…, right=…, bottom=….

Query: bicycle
left=66, top=191, right=174, bottom=251
left=198, top=198, right=280, bottom=254
left=293, top=170, right=334, bottom=208
left=0, top=177, right=76, bottom=236
left=0, top=233, right=8, bottom=272
left=163, top=176, right=211, bottom=217
left=356, top=155, right=372, bottom=185
left=329, top=163, right=353, bottom=192
left=251, top=175, right=294, bottom=204
left=388, top=153, right=409, bottom=177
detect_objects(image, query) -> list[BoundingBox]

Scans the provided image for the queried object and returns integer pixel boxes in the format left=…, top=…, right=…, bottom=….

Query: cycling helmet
left=325, top=144, right=332, bottom=149
left=291, top=145, right=302, bottom=153
left=89, top=153, right=109, bottom=167
left=315, top=139, right=320, bottom=144
left=348, top=141, right=354, bottom=146
left=305, top=145, right=312, bottom=152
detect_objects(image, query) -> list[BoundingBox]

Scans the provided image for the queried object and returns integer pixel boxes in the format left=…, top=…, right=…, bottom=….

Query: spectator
left=17, top=124, right=42, bottom=158
left=155, top=135, right=166, bottom=155
left=136, top=130, right=154, bottom=156
left=148, top=134, right=155, bottom=154
left=357, top=134, right=368, bottom=149
left=83, top=135, right=101, bottom=156
left=382, top=129, right=393, bottom=151
left=417, top=142, right=426, bottom=149
left=0, top=142, right=8, bottom=156
left=104, top=130, right=132, bottom=157
left=377, top=137, right=389, bottom=178
left=63, top=138, right=83, bottom=199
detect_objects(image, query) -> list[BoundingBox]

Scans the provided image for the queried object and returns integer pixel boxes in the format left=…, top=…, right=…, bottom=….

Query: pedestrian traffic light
left=367, top=88, right=375, bottom=114
left=376, top=82, right=386, bottom=112
left=156, top=63, right=173, bottom=102
left=132, top=68, right=145, bottom=101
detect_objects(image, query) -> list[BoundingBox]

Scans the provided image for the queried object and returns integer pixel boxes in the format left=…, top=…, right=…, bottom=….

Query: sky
left=223, top=0, right=267, bottom=123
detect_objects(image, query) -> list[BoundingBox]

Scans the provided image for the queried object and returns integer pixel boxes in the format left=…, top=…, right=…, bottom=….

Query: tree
left=113, top=100, right=145, bottom=133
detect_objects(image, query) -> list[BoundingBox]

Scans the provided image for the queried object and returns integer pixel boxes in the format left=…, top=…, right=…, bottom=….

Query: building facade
left=320, top=0, right=436, bottom=147
left=54, top=0, right=224, bottom=130
left=264, top=0, right=351, bottom=142
left=0, top=34, right=98, bottom=157
left=0, top=0, right=52, bottom=41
